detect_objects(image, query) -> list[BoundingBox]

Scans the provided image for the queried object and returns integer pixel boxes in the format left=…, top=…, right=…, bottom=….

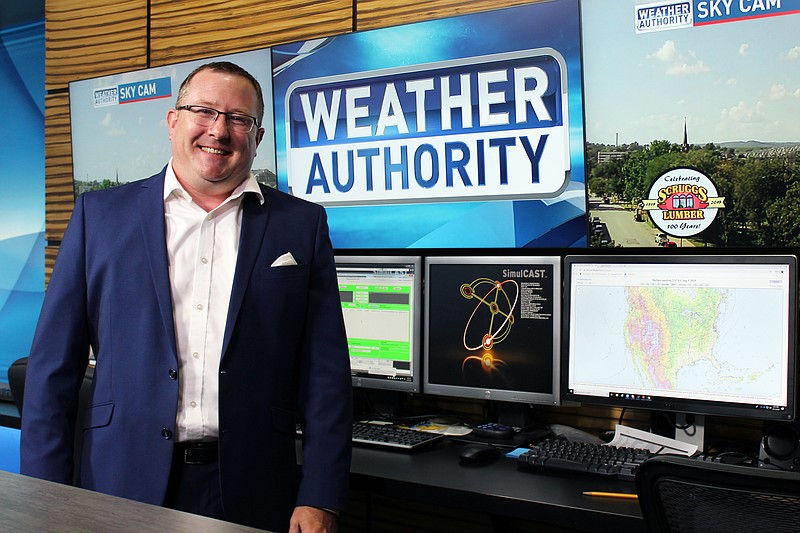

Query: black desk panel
left=313, top=440, right=645, bottom=532
left=0, top=402, right=20, bottom=429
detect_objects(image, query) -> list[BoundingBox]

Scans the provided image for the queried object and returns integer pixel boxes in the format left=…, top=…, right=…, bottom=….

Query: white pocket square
left=271, top=252, right=298, bottom=267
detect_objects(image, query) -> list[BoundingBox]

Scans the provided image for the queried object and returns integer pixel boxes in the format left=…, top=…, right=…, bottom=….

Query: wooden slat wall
left=44, top=93, right=73, bottom=242
left=355, top=0, right=545, bottom=30
left=149, top=0, right=353, bottom=66
left=44, top=91, right=73, bottom=281
left=45, top=0, right=149, bottom=90
left=45, top=0, right=149, bottom=277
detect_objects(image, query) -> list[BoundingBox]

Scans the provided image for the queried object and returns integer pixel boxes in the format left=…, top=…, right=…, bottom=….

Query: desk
left=0, top=470, right=265, bottom=532
left=339, top=440, right=645, bottom=532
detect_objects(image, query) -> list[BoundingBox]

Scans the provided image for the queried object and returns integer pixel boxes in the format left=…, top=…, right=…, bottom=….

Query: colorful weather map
left=625, top=287, right=726, bottom=389
left=570, top=285, right=785, bottom=399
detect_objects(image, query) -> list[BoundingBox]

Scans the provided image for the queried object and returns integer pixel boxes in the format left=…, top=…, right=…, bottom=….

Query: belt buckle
left=184, top=446, right=202, bottom=465
left=182, top=441, right=217, bottom=465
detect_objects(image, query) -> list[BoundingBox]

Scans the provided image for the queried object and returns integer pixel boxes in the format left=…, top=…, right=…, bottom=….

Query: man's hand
left=289, top=506, right=338, bottom=533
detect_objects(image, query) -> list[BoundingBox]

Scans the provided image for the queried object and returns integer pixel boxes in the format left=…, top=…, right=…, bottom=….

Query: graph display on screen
left=335, top=255, right=422, bottom=393
left=563, top=254, right=797, bottom=420
left=424, top=256, right=561, bottom=405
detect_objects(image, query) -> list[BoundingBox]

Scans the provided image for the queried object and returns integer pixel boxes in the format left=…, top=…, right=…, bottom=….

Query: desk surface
left=344, top=439, right=645, bottom=532
left=0, top=470, right=265, bottom=532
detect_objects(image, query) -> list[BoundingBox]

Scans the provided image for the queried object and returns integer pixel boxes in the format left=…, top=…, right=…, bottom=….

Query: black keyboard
left=352, top=422, right=444, bottom=451
left=517, top=438, right=653, bottom=481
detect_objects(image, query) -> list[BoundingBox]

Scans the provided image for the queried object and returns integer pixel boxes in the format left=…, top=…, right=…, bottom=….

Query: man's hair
left=176, top=61, right=264, bottom=124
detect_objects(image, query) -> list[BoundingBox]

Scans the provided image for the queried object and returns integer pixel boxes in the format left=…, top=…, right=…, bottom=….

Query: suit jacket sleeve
left=294, top=206, right=353, bottom=511
left=20, top=194, right=92, bottom=483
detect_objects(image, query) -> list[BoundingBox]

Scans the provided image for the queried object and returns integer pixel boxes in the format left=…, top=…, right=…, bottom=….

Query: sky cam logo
left=92, top=77, right=172, bottom=108
left=643, top=167, right=725, bottom=237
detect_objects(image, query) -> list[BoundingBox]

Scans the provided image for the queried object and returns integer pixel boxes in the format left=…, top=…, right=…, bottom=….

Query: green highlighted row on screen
left=347, top=339, right=411, bottom=361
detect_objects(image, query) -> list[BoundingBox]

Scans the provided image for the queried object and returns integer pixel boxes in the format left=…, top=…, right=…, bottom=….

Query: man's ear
left=166, top=108, right=178, bottom=140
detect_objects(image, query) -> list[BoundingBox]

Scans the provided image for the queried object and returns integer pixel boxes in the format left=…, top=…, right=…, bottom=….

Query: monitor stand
left=674, top=413, right=705, bottom=451
left=484, top=400, right=534, bottom=429
left=482, top=400, right=551, bottom=445
left=353, top=388, right=408, bottom=421
left=651, top=411, right=706, bottom=452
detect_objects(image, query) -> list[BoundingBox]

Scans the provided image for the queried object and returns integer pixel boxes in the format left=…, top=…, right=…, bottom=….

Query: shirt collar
left=163, top=158, right=265, bottom=206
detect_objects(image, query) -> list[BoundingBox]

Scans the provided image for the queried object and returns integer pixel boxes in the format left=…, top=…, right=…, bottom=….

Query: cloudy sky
left=581, top=0, right=800, bottom=145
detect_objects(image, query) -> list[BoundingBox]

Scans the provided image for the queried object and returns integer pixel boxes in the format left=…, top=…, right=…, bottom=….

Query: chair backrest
left=7, top=357, right=28, bottom=416
left=635, top=454, right=800, bottom=533
left=7, top=356, right=95, bottom=485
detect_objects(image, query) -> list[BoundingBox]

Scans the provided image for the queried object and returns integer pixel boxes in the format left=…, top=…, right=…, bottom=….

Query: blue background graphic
left=273, top=0, right=586, bottom=249
left=0, top=20, right=45, bottom=384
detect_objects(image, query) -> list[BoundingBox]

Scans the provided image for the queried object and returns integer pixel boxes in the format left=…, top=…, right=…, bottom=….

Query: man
left=20, top=61, right=353, bottom=533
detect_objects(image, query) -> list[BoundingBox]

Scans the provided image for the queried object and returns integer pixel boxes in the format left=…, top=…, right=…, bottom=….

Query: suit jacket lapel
left=137, top=172, right=178, bottom=359
left=222, top=190, right=270, bottom=359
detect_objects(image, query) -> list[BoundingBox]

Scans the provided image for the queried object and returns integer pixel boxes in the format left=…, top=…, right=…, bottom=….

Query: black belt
left=175, top=441, right=218, bottom=465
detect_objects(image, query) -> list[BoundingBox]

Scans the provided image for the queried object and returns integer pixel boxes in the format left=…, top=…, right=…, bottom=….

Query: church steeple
left=682, top=118, right=689, bottom=152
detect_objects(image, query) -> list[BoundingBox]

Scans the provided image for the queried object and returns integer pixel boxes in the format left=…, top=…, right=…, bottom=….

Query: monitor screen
left=562, top=254, right=797, bottom=421
left=335, top=255, right=422, bottom=393
left=424, top=256, right=561, bottom=405
left=272, top=1, right=587, bottom=250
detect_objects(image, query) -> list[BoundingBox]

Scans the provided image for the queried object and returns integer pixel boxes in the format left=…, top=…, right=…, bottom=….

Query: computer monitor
left=424, top=256, right=561, bottom=407
left=335, top=255, right=422, bottom=393
left=562, top=254, right=797, bottom=422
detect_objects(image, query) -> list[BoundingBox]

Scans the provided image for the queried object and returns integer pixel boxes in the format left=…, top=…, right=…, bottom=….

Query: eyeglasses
left=176, top=105, right=260, bottom=133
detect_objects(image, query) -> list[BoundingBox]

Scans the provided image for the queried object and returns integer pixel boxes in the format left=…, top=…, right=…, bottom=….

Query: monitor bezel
left=335, top=254, right=423, bottom=394
left=423, top=255, right=561, bottom=406
left=561, top=253, right=797, bottom=422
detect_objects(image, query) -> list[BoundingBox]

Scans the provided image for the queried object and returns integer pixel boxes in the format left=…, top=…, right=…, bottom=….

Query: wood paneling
left=355, top=0, right=543, bottom=30
left=44, top=92, right=73, bottom=244
left=45, top=0, right=148, bottom=90
left=149, top=0, right=353, bottom=66
left=44, top=246, right=60, bottom=287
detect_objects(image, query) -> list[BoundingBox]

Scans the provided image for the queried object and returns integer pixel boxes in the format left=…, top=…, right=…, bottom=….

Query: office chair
left=7, top=357, right=28, bottom=416
left=8, top=356, right=95, bottom=485
left=635, top=454, right=800, bottom=533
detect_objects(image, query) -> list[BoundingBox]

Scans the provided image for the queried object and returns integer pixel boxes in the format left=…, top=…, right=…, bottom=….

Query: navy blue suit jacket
left=20, top=170, right=353, bottom=531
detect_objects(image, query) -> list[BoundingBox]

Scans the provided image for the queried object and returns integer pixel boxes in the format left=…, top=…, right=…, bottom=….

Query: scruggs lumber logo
left=643, top=167, right=725, bottom=238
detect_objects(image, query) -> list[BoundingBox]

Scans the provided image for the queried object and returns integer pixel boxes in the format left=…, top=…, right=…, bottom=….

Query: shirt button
left=192, top=352, right=200, bottom=359
left=201, top=257, right=208, bottom=264
left=190, top=401, right=197, bottom=408
left=168, top=368, right=178, bottom=380
left=161, top=428, right=173, bottom=440
left=196, top=303, right=203, bottom=310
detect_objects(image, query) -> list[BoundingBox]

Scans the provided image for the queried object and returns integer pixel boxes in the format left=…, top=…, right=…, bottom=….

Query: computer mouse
left=458, top=443, right=502, bottom=464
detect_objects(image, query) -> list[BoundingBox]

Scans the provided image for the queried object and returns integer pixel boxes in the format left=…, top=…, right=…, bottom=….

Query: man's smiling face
left=167, top=68, right=264, bottom=199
